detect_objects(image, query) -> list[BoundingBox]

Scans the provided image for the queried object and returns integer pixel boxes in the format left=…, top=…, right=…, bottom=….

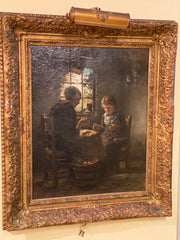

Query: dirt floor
left=33, top=167, right=145, bottom=199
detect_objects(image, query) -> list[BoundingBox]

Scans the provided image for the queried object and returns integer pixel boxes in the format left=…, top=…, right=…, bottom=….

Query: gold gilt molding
left=0, top=12, right=178, bottom=230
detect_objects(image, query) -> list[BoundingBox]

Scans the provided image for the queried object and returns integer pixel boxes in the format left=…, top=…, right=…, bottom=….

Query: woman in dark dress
left=49, top=86, right=87, bottom=156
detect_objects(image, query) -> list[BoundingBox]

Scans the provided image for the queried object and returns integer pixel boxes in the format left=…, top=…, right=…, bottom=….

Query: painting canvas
left=31, top=45, right=148, bottom=199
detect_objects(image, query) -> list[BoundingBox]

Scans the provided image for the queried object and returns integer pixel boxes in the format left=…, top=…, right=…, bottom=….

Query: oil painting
left=0, top=12, right=177, bottom=230
left=32, top=46, right=148, bottom=199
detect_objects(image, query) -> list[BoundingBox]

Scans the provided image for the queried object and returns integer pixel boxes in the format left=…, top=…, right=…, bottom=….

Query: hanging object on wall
left=66, top=7, right=130, bottom=28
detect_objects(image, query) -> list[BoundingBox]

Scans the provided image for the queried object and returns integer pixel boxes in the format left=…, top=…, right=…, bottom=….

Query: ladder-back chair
left=41, top=114, right=72, bottom=187
left=120, top=115, right=132, bottom=169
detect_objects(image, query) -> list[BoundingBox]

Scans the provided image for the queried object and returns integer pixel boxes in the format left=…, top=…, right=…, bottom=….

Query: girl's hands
left=109, top=124, right=119, bottom=131
left=92, top=123, right=103, bottom=131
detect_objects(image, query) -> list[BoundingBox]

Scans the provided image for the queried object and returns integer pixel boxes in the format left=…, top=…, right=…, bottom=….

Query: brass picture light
left=66, top=7, right=130, bottom=29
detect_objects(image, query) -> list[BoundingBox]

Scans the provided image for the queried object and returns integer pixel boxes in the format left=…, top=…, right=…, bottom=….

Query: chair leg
left=125, top=149, right=130, bottom=169
left=53, top=170, right=58, bottom=188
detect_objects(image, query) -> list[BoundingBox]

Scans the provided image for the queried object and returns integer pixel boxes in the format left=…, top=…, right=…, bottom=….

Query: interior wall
left=0, top=0, right=180, bottom=240
left=31, top=46, right=148, bottom=170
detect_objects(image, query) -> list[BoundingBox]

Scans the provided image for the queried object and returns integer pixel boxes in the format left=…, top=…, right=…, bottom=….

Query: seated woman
left=49, top=86, right=87, bottom=160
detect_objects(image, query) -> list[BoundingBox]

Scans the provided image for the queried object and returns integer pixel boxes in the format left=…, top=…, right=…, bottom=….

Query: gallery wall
left=0, top=0, right=180, bottom=240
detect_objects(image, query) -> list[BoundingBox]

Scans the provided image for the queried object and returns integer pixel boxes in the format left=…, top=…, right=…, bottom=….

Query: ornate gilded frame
left=0, top=12, right=177, bottom=230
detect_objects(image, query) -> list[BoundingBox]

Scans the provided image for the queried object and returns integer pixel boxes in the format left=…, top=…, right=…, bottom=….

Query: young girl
left=93, top=96, right=127, bottom=174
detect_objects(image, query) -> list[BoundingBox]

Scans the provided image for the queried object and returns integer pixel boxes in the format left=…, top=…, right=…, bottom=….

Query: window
left=60, top=67, right=95, bottom=114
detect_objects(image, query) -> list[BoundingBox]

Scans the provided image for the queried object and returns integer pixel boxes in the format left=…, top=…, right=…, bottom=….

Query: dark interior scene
left=31, top=45, right=149, bottom=199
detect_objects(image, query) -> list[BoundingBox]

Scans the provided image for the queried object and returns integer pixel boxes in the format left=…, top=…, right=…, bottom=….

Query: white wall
left=0, top=1, right=180, bottom=240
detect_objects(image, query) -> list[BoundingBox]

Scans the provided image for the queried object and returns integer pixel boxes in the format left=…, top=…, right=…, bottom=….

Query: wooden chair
left=120, top=115, right=132, bottom=169
left=114, top=115, right=131, bottom=170
left=41, top=114, right=72, bottom=187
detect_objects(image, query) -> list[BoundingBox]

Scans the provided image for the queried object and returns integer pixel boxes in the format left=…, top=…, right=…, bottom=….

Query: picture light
left=66, top=7, right=130, bottom=29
